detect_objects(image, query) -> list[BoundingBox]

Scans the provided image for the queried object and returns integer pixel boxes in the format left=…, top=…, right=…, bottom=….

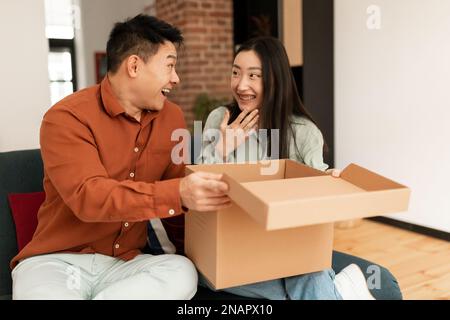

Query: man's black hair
left=106, top=14, right=183, bottom=73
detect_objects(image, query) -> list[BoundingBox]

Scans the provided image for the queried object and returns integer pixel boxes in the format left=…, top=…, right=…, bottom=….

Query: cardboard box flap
left=285, top=159, right=328, bottom=178
left=186, top=161, right=286, bottom=182
left=221, top=161, right=410, bottom=230
left=224, top=174, right=367, bottom=229
left=238, top=176, right=365, bottom=202
left=340, top=163, right=408, bottom=191
left=222, top=173, right=268, bottom=226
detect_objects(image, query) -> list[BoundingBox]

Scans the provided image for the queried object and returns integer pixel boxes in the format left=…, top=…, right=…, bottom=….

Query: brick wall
left=155, top=0, right=234, bottom=126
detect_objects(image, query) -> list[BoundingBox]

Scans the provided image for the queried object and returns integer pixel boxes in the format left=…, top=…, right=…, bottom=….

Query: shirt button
left=169, top=209, right=175, bottom=215
left=115, top=244, right=120, bottom=249
left=124, top=222, right=129, bottom=227
left=134, top=147, right=139, bottom=153
left=129, top=172, right=135, bottom=178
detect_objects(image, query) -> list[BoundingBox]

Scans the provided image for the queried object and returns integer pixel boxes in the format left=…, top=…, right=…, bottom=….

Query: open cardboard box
left=185, top=160, right=410, bottom=289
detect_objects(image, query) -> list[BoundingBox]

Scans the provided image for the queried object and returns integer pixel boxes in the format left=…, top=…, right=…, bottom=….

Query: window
left=45, top=0, right=77, bottom=105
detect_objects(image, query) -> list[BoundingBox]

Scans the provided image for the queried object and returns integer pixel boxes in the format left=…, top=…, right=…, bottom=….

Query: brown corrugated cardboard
left=185, top=160, right=410, bottom=289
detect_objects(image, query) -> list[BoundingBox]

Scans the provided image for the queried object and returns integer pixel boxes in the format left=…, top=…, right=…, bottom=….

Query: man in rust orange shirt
left=10, top=15, right=230, bottom=300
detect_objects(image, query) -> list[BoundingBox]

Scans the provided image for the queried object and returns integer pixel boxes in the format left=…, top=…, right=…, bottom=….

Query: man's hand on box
left=326, top=168, right=341, bottom=178
left=180, top=172, right=231, bottom=212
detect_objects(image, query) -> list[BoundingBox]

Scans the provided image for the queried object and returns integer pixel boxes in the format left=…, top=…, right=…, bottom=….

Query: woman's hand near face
left=215, top=109, right=259, bottom=160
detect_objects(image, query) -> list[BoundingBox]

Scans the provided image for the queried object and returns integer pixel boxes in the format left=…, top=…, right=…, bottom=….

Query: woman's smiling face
left=230, top=50, right=263, bottom=112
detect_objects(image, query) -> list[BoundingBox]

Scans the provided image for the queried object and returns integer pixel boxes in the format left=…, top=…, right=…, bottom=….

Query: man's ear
left=126, top=55, right=140, bottom=78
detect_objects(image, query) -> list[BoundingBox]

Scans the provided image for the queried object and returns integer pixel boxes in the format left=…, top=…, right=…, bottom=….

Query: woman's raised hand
left=215, top=109, right=259, bottom=159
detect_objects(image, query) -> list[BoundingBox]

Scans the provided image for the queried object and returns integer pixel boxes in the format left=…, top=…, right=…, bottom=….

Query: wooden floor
left=333, top=219, right=450, bottom=300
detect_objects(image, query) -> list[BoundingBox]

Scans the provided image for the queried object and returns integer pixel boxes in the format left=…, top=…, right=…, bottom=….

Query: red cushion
left=7, top=191, right=45, bottom=251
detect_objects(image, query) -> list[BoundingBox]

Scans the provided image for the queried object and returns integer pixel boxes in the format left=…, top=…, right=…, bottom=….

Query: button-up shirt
left=11, top=77, right=187, bottom=268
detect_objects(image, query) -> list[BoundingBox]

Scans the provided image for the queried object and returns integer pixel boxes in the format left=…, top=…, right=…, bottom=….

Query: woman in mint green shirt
left=197, top=37, right=375, bottom=300
left=198, top=40, right=328, bottom=171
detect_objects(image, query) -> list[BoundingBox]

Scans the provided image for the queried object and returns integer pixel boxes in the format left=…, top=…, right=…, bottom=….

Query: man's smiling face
left=134, top=41, right=180, bottom=111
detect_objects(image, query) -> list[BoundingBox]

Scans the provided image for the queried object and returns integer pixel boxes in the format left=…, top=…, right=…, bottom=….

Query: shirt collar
left=100, top=76, right=162, bottom=124
left=100, top=76, right=126, bottom=117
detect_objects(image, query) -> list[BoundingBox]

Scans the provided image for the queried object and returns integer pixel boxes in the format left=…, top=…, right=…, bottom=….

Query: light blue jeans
left=198, top=269, right=342, bottom=300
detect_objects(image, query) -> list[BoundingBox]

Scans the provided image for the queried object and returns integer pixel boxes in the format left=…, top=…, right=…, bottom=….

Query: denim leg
left=332, top=251, right=403, bottom=300
left=198, top=272, right=287, bottom=299
left=198, top=269, right=342, bottom=300
left=285, top=269, right=342, bottom=300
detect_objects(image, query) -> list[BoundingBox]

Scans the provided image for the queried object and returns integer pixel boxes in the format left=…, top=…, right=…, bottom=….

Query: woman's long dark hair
left=227, top=36, right=325, bottom=159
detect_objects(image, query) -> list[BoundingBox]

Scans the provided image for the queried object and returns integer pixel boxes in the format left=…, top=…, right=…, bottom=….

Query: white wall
left=0, top=0, right=51, bottom=152
left=335, top=0, right=450, bottom=232
left=77, top=0, right=152, bottom=88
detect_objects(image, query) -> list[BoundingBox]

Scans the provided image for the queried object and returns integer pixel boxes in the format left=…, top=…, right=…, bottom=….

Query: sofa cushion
left=0, top=149, right=44, bottom=298
left=8, top=192, right=44, bottom=251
